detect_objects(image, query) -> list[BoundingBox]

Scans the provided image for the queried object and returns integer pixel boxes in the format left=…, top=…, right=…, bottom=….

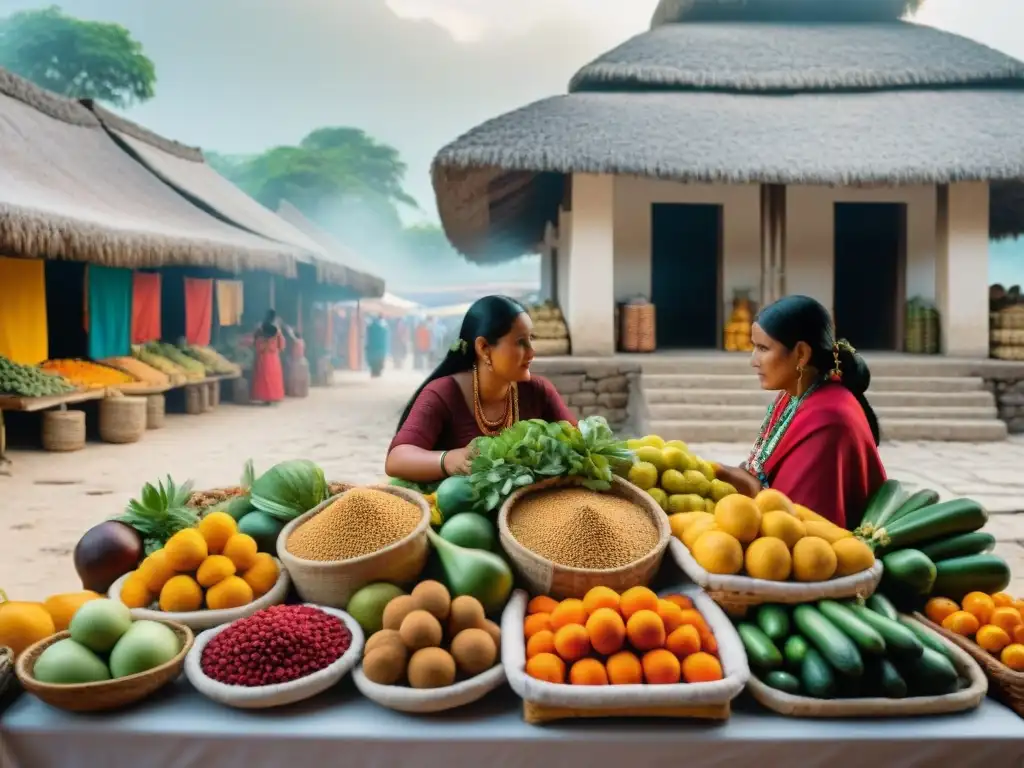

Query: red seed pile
left=201, top=605, right=352, bottom=687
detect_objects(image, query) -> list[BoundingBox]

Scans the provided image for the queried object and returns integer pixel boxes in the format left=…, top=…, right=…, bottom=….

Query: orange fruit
left=585, top=608, right=626, bottom=656
left=656, top=599, right=686, bottom=634
left=962, top=592, right=996, bottom=625
left=976, top=624, right=1012, bottom=653
left=582, top=586, right=620, bottom=616
left=989, top=607, right=1023, bottom=635
left=525, top=652, right=565, bottom=684
left=619, top=586, right=659, bottom=620
left=626, top=609, right=666, bottom=652
left=642, top=649, right=681, bottom=684
left=941, top=610, right=980, bottom=637
left=569, top=658, right=609, bottom=686
left=663, top=594, right=694, bottom=611
left=524, top=612, right=552, bottom=639
left=1013, top=623, right=1024, bottom=645
left=991, top=592, right=1015, bottom=608
left=550, top=599, right=587, bottom=631
left=924, top=597, right=960, bottom=625
left=526, top=630, right=556, bottom=659
left=665, top=624, right=702, bottom=658
left=527, top=595, right=559, bottom=615
left=605, top=651, right=643, bottom=685
left=1001, top=643, right=1024, bottom=672
left=682, top=651, right=724, bottom=683
left=553, top=624, right=591, bottom=663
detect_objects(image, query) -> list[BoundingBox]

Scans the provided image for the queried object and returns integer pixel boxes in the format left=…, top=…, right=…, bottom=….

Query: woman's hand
left=714, top=464, right=762, bottom=498
left=443, top=447, right=473, bottom=476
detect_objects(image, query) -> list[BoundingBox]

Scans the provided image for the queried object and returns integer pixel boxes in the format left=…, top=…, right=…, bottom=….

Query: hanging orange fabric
left=131, top=272, right=161, bottom=344
left=0, top=256, right=48, bottom=364
left=185, top=278, right=214, bottom=346
left=216, top=279, right=244, bottom=326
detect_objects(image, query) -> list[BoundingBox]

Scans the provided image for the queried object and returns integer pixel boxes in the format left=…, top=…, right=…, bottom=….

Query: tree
left=0, top=6, right=155, bottom=107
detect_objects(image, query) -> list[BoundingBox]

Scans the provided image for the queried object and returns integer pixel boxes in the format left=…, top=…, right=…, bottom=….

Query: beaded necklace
left=746, top=379, right=822, bottom=488
left=472, top=364, right=519, bottom=436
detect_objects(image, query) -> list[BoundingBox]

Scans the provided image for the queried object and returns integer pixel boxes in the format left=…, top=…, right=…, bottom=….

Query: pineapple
left=115, top=476, right=199, bottom=555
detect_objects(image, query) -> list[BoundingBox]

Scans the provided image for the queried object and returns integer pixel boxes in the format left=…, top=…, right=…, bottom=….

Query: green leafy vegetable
left=388, top=477, right=441, bottom=495
left=250, top=459, right=328, bottom=522
left=114, top=475, right=199, bottom=555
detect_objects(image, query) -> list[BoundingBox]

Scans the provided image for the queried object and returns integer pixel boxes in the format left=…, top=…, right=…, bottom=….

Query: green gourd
left=426, top=529, right=513, bottom=615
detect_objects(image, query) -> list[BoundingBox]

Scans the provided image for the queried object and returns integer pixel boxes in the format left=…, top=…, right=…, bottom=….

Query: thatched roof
left=433, top=14, right=1024, bottom=262
left=85, top=102, right=386, bottom=297
left=0, top=68, right=304, bottom=276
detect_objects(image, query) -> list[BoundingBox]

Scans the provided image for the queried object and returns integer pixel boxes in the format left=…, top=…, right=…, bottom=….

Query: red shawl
left=761, top=383, right=886, bottom=530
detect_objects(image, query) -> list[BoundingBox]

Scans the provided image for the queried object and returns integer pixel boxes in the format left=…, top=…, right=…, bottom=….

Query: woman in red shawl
left=250, top=310, right=286, bottom=405
left=714, top=295, right=886, bottom=530
left=386, top=296, right=576, bottom=483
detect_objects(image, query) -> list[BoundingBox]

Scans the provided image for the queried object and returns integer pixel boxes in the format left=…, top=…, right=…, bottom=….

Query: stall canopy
left=0, top=68, right=304, bottom=276
left=83, top=102, right=386, bottom=301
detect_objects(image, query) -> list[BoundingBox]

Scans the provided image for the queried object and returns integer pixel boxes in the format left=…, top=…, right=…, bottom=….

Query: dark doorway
left=651, top=203, right=722, bottom=348
left=833, top=203, right=906, bottom=351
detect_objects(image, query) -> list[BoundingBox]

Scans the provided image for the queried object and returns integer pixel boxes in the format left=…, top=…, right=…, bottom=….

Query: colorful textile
left=251, top=331, right=285, bottom=403
left=366, top=319, right=390, bottom=366
left=131, top=272, right=161, bottom=344
left=0, top=257, right=48, bottom=364
left=216, top=280, right=244, bottom=326
left=185, top=278, right=214, bottom=346
left=87, top=265, right=132, bottom=360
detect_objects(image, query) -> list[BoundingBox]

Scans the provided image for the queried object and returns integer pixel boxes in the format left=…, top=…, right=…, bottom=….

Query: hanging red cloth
left=184, top=278, right=214, bottom=346
left=131, top=272, right=161, bottom=344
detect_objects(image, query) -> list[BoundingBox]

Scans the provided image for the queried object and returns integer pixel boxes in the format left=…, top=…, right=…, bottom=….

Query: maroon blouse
left=389, top=375, right=577, bottom=452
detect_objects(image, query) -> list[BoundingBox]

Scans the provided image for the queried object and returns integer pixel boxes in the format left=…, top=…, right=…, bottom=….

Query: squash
left=872, top=499, right=987, bottom=552
left=42, top=590, right=101, bottom=632
left=0, top=589, right=56, bottom=658
left=931, top=554, right=1012, bottom=602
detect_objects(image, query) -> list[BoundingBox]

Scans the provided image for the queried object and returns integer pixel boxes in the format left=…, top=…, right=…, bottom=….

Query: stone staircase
left=636, top=355, right=1008, bottom=442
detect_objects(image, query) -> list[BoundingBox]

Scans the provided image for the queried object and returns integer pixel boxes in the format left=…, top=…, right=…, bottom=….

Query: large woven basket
left=0, top=646, right=15, bottom=706
left=498, top=476, right=671, bottom=600
left=914, top=612, right=1024, bottom=717
left=99, top=396, right=147, bottom=444
left=41, top=409, right=85, bottom=452
left=186, top=384, right=203, bottom=414
left=15, top=622, right=193, bottom=713
left=277, top=485, right=431, bottom=609
left=620, top=302, right=656, bottom=353
left=145, top=394, right=166, bottom=429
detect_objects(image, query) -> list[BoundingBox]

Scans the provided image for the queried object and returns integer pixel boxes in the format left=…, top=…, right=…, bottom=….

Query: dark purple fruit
left=73, top=521, right=143, bottom=593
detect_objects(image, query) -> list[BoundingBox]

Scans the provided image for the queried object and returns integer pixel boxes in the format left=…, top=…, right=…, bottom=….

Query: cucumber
left=860, top=479, right=907, bottom=528
left=884, top=489, right=940, bottom=528
left=898, top=616, right=956, bottom=661
left=792, top=605, right=863, bottom=677
left=738, top=623, right=783, bottom=670
left=931, top=554, right=1012, bottom=601
left=881, top=548, right=937, bottom=594
left=919, top=532, right=997, bottom=562
left=764, top=670, right=802, bottom=695
left=898, top=647, right=959, bottom=696
left=800, top=647, right=837, bottom=699
left=847, top=603, right=923, bottom=659
left=866, top=593, right=899, bottom=621
left=817, top=600, right=886, bottom=656
left=755, top=605, right=790, bottom=643
left=874, top=499, right=987, bottom=552
left=783, top=635, right=810, bottom=669
left=865, top=657, right=908, bottom=699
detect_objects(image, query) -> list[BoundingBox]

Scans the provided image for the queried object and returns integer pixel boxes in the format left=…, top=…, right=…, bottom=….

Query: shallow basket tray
left=498, top=476, right=671, bottom=600
left=501, top=585, right=749, bottom=723
left=0, top=646, right=15, bottom=705
left=184, top=605, right=364, bottom=709
left=352, top=662, right=507, bottom=714
left=15, top=622, right=193, bottom=713
left=914, top=612, right=1024, bottom=717
left=108, top=559, right=290, bottom=631
left=747, top=613, right=988, bottom=717
left=669, top=538, right=884, bottom=616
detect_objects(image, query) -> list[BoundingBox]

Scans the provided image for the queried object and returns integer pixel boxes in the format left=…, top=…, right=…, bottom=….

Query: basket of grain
left=498, top=476, right=671, bottom=600
left=278, top=485, right=431, bottom=609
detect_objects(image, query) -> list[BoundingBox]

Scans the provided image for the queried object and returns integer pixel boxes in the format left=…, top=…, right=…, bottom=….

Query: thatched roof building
left=432, top=0, right=1024, bottom=262
left=85, top=102, right=385, bottom=299
left=0, top=68, right=303, bottom=276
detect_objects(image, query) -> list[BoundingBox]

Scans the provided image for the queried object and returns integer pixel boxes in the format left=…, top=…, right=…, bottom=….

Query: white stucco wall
left=937, top=182, right=990, bottom=357
left=565, top=174, right=615, bottom=355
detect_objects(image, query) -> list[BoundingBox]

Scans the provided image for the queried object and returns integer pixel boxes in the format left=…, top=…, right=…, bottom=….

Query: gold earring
left=796, top=365, right=805, bottom=396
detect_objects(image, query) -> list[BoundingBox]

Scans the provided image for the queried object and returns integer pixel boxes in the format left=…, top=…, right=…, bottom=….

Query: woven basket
left=992, top=345, right=1024, bottom=361
left=41, top=409, right=85, bottom=452
left=747, top=614, right=988, bottom=717
left=146, top=394, right=165, bottom=429
left=992, top=307, right=1024, bottom=330
left=353, top=662, right=507, bottom=714
left=199, top=382, right=211, bottom=412
left=669, top=539, right=884, bottom=617
left=15, top=622, right=193, bottom=713
left=532, top=338, right=569, bottom=357
left=0, top=646, right=15, bottom=706
left=207, top=380, right=220, bottom=409
left=277, top=485, right=431, bottom=609
left=498, top=476, right=671, bottom=600
left=620, top=302, right=656, bottom=353
left=98, top=396, right=147, bottom=444
left=914, top=612, right=1024, bottom=717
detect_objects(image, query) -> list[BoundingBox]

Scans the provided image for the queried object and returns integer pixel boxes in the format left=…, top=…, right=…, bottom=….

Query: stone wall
left=530, top=359, right=641, bottom=432
left=987, top=375, right=1024, bottom=434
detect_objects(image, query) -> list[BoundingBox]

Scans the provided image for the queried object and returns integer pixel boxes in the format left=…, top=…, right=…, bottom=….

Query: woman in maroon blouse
left=386, top=295, right=576, bottom=483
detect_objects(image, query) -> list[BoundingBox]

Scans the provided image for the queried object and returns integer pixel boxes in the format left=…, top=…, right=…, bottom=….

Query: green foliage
left=0, top=5, right=155, bottom=107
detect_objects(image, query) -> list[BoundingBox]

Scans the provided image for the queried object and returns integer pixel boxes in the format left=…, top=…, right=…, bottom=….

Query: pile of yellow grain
left=286, top=488, right=423, bottom=561
left=508, top=487, right=659, bottom=570
left=102, top=357, right=170, bottom=387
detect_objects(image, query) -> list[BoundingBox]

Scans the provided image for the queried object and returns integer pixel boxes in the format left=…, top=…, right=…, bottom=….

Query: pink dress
left=251, top=332, right=286, bottom=403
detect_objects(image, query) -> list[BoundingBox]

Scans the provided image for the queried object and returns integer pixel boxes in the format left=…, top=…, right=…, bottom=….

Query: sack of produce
left=502, top=585, right=749, bottom=722
left=741, top=597, right=988, bottom=717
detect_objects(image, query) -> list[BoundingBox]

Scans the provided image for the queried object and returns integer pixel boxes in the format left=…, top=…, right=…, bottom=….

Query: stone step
left=643, top=388, right=997, bottom=408
left=646, top=419, right=1009, bottom=443
left=646, top=404, right=998, bottom=421
left=641, top=374, right=986, bottom=393
left=632, top=355, right=996, bottom=378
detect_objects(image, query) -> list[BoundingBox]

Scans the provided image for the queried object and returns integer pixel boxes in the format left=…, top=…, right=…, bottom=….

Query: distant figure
left=414, top=319, right=431, bottom=371
left=429, top=316, right=447, bottom=367
left=366, top=315, right=390, bottom=378
left=251, top=310, right=286, bottom=404
left=392, top=318, right=409, bottom=370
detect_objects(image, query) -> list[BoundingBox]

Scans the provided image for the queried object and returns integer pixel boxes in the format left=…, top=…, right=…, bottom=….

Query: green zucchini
left=847, top=603, right=923, bottom=659
left=792, top=605, right=863, bottom=677
left=874, top=499, right=987, bottom=551
left=884, top=489, right=941, bottom=528
left=931, top=554, right=1012, bottom=601
left=865, top=657, right=908, bottom=699
left=898, top=647, right=959, bottom=696
left=783, top=635, right=809, bottom=669
left=738, top=623, right=783, bottom=670
left=800, top=647, right=837, bottom=699
left=764, top=670, right=802, bottom=695
left=898, top=616, right=955, bottom=661
left=755, top=605, right=790, bottom=644
left=919, top=532, right=997, bottom=563
left=817, top=600, right=886, bottom=655
left=881, top=549, right=937, bottom=596
left=860, top=479, right=907, bottom=528
left=866, top=593, right=899, bottom=621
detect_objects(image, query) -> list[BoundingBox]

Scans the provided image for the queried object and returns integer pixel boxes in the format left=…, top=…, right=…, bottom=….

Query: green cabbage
left=250, top=459, right=328, bottom=521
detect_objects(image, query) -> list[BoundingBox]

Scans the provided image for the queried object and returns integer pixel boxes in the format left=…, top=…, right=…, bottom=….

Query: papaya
left=0, top=589, right=56, bottom=658
left=435, top=476, right=477, bottom=518
left=42, top=590, right=101, bottom=632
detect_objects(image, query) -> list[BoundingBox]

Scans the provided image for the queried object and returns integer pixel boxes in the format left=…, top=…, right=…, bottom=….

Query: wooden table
left=0, top=389, right=107, bottom=465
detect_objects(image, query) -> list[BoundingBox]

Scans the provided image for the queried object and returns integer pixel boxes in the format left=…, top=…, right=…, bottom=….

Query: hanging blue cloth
left=87, top=265, right=133, bottom=359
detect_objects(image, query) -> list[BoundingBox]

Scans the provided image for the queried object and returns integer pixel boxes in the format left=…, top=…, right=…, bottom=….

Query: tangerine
left=569, top=658, right=609, bottom=686
left=619, top=586, right=659, bottom=620
left=526, top=630, right=556, bottom=659
left=662, top=594, right=694, bottom=611
left=626, top=609, right=666, bottom=652
left=553, top=623, right=591, bottom=662
left=962, top=592, right=996, bottom=625
left=941, top=610, right=980, bottom=637
left=605, top=651, right=643, bottom=685
left=527, top=595, right=559, bottom=615
left=585, top=608, right=626, bottom=656
left=682, top=651, right=723, bottom=683
left=550, top=599, right=588, bottom=631
left=665, top=624, right=702, bottom=658
left=642, top=649, right=681, bottom=684
left=924, top=597, right=960, bottom=625
left=582, top=586, right=621, bottom=616
left=656, top=599, right=686, bottom=634
left=525, top=652, right=565, bottom=684
left=524, top=612, right=552, bottom=639
left=989, top=607, right=1022, bottom=635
